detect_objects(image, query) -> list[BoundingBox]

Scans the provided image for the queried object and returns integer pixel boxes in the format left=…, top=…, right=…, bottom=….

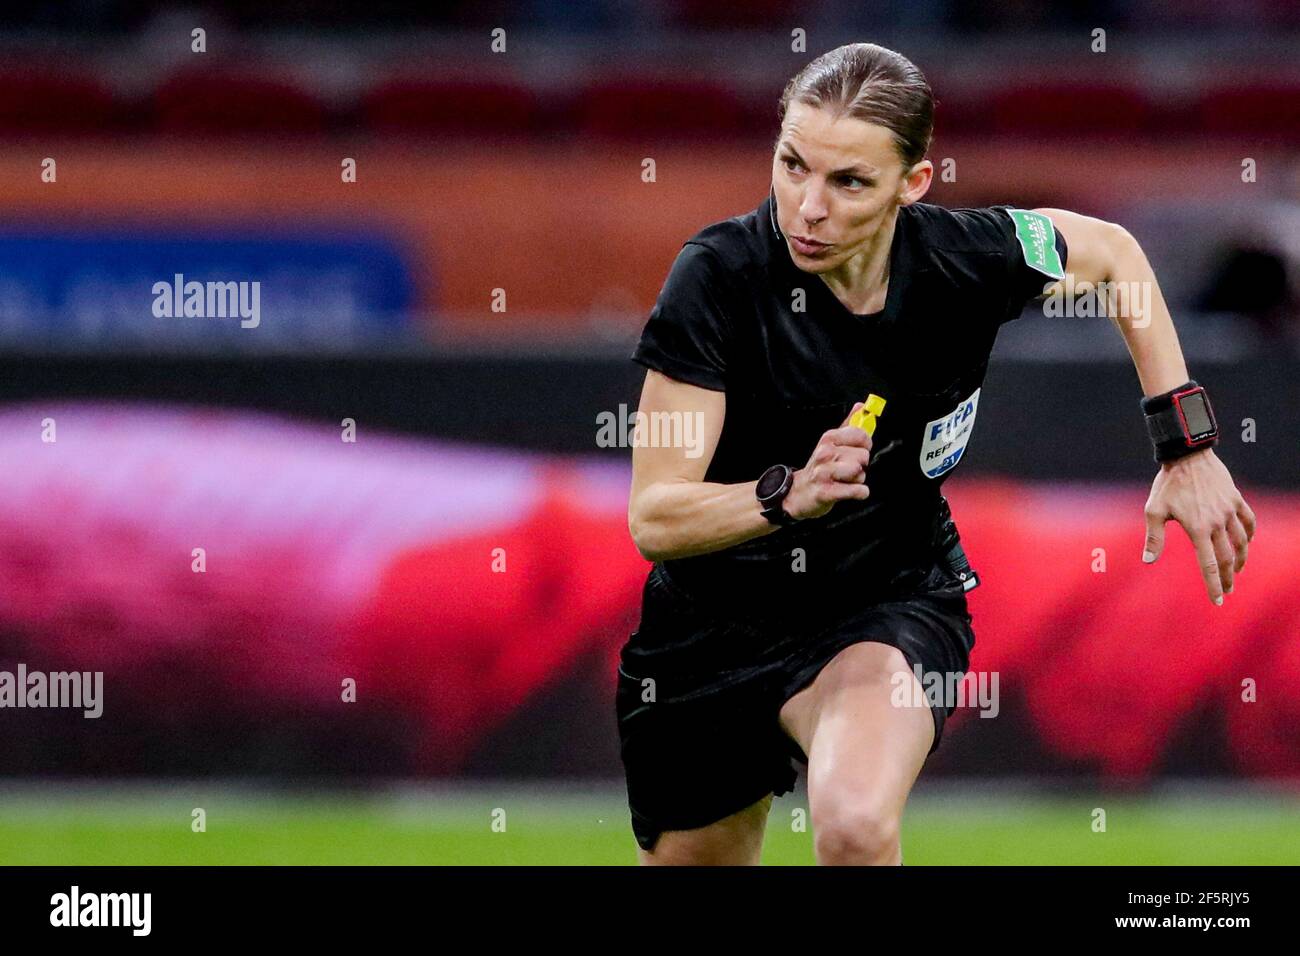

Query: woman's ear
left=898, top=159, right=933, bottom=206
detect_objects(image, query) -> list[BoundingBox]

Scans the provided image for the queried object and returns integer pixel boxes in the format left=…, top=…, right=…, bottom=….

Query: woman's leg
left=636, top=794, right=774, bottom=865
left=778, top=642, right=935, bottom=865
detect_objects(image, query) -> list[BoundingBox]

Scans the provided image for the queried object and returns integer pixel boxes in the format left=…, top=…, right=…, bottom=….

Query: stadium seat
left=153, top=67, right=327, bottom=135
left=573, top=75, right=756, bottom=141
left=0, top=68, right=118, bottom=133
left=1193, top=81, right=1300, bottom=143
left=985, top=81, right=1154, bottom=138
left=362, top=75, right=545, bottom=137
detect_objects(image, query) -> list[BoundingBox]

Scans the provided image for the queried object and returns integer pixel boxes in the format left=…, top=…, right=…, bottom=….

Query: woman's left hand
left=1142, top=448, right=1256, bottom=604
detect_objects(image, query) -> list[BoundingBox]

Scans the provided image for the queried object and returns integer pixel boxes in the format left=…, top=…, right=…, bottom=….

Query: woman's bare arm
left=1036, top=208, right=1256, bottom=604
left=627, top=369, right=871, bottom=562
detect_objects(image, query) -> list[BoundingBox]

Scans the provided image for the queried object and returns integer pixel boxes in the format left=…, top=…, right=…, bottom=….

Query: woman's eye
left=840, top=176, right=868, bottom=189
left=782, top=157, right=802, bottom=172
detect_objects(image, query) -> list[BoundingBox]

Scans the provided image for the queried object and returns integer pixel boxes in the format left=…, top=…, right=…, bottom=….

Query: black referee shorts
left=614, top=562, right=976, bottom=854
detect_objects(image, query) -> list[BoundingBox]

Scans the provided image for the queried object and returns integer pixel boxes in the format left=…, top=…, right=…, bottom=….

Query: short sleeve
left=630, top=242, right=736, bottom=392
left=946, top=206, right=1070, bottom=326
left=989, top=206, right=1070, bottom=323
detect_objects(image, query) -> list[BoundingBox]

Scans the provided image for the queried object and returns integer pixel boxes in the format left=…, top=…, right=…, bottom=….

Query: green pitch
left=2, top=785, right=1298, bottom=865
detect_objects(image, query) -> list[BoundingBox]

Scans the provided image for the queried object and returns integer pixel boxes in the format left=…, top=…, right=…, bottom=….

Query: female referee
left=618, top=42, right=1256, bottom=865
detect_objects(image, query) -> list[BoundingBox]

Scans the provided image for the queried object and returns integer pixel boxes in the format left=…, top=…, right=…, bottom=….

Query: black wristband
left=1140, top=380, right=1219, bottom=463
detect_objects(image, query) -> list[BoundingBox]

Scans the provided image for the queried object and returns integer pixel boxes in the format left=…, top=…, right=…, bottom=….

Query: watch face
left=757, top=465, right=787, bottom=499
left=1178, top=392, right=1215, bottom=438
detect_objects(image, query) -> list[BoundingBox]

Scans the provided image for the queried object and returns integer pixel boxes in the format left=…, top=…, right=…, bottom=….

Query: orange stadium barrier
left=3, top=140, right=1288, bottom=331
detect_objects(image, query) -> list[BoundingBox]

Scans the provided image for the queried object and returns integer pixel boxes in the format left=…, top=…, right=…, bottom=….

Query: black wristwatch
left=756, top=463, right=798, bottom=526
left=1140, top=380, right=1219, bottom=463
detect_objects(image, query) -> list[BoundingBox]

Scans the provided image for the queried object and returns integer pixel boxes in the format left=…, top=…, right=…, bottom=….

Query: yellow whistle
left=848, top=393, right=887, bottom=435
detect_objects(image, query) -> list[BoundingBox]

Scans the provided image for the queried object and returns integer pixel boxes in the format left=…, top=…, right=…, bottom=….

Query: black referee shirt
left=631, top=191, right=1068, bottom=619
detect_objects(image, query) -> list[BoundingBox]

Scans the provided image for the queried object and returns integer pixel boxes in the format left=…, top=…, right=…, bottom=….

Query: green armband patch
left=1003, top=208, right=1065, bottom=280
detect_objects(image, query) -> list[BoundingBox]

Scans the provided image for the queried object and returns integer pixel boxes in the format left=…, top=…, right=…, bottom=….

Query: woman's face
left=772, top=101, right=930, bottom=273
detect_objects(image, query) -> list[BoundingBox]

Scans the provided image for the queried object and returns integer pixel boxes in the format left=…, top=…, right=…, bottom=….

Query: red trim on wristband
left=1172, top=386, right=1218, bottom=449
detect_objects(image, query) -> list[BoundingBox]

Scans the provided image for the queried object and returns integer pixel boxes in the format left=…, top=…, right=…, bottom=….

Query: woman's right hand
left=784, top=402, right=873, bottom=521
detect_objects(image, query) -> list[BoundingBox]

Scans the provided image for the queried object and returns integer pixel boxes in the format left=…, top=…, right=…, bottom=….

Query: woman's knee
left=812, top=801, right=902, bottom=865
